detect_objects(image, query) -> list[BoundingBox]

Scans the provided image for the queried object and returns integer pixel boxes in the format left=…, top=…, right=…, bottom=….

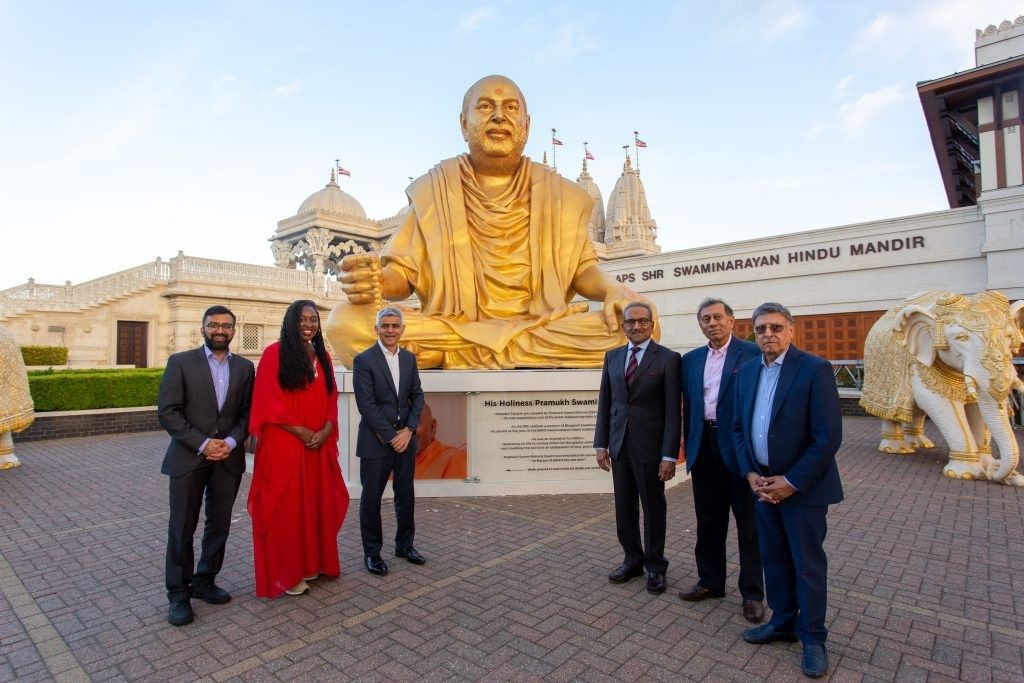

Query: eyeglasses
left=204, top=322, right=235, bottom=331
left=754, top=323, right=788, bottom=335
left=623, top=318, right=652, bottom=328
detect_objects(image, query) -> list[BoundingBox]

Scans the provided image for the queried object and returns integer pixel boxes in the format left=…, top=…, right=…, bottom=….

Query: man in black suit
left=353, top=307, right=426, bottom=576
left=158, top=305, right=254, bottom=626
left=679, top=298, right=764, bottom=622
left=594, top=301, right=681, bottom=594
left=732, top=302, right=843, bottom=678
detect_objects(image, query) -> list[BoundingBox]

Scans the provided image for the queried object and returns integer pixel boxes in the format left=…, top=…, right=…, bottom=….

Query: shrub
left=21, top=345, right=69, bottom=366
left=28, top=368, right=165, bottom=411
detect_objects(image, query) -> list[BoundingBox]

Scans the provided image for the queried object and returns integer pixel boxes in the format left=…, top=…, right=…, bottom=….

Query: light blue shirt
left=751, top=348, right=788, bottom=468
left=198, top=346, right=237, bottom=456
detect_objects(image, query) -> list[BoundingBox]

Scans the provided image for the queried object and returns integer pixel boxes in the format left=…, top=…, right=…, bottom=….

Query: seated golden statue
left=326, top=75, right=651, bottom=369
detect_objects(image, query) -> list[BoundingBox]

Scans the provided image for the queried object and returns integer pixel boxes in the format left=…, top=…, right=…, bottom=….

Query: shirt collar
left=378, top=340, right=400, bottom=358
left=204, top=345, right=231, bottom=362
left=708, top=335, right=732, bottom=356
left=761, top=346, right=789, bottom=368
left=628, top=338, right=652, bottom=354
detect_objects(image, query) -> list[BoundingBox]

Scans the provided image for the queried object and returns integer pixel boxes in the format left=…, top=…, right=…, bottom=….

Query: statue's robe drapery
left=327, top=155, right=628, bottom=369
left=0, top=327, right=34, bottom=456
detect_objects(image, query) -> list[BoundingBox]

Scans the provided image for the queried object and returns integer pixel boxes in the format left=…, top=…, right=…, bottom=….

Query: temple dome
left=297, top=171, right=367, bottom=220
left=604, top=154, right=659, bottom=256
left=576, top=158, right=606, bottom=244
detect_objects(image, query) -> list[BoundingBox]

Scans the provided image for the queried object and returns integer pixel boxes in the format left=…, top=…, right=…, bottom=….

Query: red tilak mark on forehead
left=495, top=87, right=505, bottom=95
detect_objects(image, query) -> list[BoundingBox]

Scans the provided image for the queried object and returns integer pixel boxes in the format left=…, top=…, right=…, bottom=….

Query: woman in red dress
left=248, top=300, right=349, bottom=597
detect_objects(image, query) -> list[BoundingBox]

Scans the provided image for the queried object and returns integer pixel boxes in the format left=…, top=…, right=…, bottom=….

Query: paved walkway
left=1, top=417, right=1022, bottom=682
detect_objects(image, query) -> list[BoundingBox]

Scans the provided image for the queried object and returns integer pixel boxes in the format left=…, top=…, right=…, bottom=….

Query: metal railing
left=831, top=360, right=864, bottom=390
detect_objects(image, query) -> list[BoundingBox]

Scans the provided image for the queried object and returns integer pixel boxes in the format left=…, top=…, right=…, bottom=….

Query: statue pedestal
left=335, top=368, right=685, bottom=498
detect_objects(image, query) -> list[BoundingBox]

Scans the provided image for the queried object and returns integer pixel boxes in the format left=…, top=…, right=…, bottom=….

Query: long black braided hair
left=278, top=299, right=335, bottom=394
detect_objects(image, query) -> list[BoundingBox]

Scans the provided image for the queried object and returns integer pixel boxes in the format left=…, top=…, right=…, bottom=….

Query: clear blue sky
left=1, top=0, right=1018, bottom=285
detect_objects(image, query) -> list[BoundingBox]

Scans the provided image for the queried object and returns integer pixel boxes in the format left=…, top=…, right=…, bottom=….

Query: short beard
left=204, top=334, right=230, bottom=352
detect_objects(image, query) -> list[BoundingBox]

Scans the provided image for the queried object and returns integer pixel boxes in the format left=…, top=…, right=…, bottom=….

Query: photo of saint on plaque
left=415, top=395, right=467, bottom=480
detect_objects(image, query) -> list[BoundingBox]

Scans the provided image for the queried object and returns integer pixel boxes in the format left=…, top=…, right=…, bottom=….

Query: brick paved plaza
left=1, top=417, right=1022, bottom=681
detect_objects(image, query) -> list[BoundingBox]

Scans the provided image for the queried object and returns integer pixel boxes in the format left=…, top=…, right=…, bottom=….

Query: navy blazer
left=158, top=347, right=255, bottom=477
left=731, top=345, right=844, bottom=507
left=593, top=340, right=682, bottom=465
left=352, top=343, right=424, bottom=460
left=681, top=336, right=760, bottom=474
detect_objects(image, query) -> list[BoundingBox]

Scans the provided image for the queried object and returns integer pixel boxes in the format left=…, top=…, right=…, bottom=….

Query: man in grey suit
left=594, top=301, right=682, bottom=595
left=353, top=307, right=426, bottom=576
left=679, top=298, right=764, bottom=623
left=158, top=305, right=254, bottom=626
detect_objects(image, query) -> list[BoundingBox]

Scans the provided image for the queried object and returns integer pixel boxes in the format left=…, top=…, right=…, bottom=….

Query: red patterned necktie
left=625, top=345, right=640, bottom=384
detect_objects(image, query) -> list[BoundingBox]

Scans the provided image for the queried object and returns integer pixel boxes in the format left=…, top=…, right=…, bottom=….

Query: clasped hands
left=595, top=449, right=676, bottom=482
left=338, top=253, right=384, bottom=305
left=290, top=425, right=333, bottom=450
left=390, top=427, right=413, bottom=454
left=202, top=439, right=232, bottom=461
left=747, top=473, right=795, bottom=504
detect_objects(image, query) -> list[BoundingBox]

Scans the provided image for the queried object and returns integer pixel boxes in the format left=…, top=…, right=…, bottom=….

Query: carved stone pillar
left=271, top=240, right=296, bottom=269
left=303, top=228, right=333, bottom=277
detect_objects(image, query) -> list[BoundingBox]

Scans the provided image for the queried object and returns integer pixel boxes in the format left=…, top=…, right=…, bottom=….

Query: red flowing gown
left=247, top=342, right=349, bottom=598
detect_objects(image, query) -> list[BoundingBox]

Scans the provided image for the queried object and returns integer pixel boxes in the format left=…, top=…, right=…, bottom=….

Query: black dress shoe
left=742, top=599, right=766, bottom=623
left=395, top=547, right=426, bottom=565
left=646, top=572, right=667, bottom=594
left=365, top=555, right=389, bottom=575
left=167, top=600, right=193, bottom=626
left=802, top=644, right=828, bottom=678
left=742, top=623, right=799, bottom=644
left=608, top=563, right=644, bottom=583
left=678, top=582, right=725, bottom=602
left=192, top=582, right=231, bottom=605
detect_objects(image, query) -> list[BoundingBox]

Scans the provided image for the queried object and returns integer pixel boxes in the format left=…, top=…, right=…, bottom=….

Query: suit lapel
left=612, top=345, right=627, bottom=389
left=692, top=346, right=708, bottom=405
left=717, top=339, right=741, bottom=402
left=633, top=341, right=658, bottom=379
left=371, top=344, right=399, bottom=397
left=194, top=347, right=219, bottom=414
left=396, top=349, right=411, bottom=400
left=769, top=347, right=802, bottom=425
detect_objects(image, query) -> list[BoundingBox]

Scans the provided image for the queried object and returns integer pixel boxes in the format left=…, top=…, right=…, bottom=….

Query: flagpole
left=633, top=131, right=640, bottom=171
left=551, top=128, right=557, bottom=171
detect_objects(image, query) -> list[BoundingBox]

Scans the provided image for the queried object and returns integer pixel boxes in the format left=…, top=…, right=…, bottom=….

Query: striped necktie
left=625, top=345, right=641, bottom=384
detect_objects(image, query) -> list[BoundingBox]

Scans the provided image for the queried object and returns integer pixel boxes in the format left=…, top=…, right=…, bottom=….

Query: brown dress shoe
left=678, top=582, right=725, bottom=601
left=743, top=599, right=765, bottom=623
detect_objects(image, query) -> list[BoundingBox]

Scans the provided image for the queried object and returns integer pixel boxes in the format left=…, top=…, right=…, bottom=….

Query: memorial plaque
left=469, top=391, right=604, bottom=482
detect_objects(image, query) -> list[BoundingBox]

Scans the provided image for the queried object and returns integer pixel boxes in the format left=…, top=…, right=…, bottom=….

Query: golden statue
left=0, top=326, right=34, bottom=469
left=325, top=75, right=651, bottom=369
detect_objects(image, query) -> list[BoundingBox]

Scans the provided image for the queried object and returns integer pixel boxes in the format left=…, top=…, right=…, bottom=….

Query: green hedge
left=21, top=345, right=69, bottom=366
left=29, top=368, right=165, bottom=411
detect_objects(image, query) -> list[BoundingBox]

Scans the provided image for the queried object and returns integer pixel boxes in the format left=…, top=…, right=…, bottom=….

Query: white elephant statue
left=0, top=325, right=34, bottom=469
left=860, top=291, right=1024, bottom=485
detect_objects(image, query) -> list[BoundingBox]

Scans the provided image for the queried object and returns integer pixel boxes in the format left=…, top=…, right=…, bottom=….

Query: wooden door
left=116, top=321, right=148, bottom=367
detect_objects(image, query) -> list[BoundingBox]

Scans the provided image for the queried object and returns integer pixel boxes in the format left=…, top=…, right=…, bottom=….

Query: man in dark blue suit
left=732, top=302, right=843, bottom=679
left=679, top=298, right=764, bottom=623
left=594, top=302, right=681, bottom=595
left=353, top=307, right=426, bottom=576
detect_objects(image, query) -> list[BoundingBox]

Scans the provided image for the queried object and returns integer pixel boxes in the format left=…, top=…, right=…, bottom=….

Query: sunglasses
left=754, top=323, right=788, bottom=335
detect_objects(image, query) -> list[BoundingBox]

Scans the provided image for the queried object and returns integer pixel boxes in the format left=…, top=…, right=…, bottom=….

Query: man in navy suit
left=731, top=302, right=843, bottom=679
left=158, top=305, right=255, bottom=626
left=594, top=302, right=681, bottom=595
left=353, top=307, right=426, bottom=576
left=679, top=298, right=764, bottom=623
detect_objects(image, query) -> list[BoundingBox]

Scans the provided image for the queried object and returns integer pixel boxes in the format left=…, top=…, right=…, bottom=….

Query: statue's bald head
left=461, top=75, right=527, bottom=117
left=460, top=75, right=531, bottom=171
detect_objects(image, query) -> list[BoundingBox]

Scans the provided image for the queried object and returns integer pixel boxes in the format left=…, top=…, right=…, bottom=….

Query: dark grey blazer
left=352, top=343, right=424, bottom=460
left=593, top=340, right=682, bottom=465
left=157, top=347, right=254, bottom=477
